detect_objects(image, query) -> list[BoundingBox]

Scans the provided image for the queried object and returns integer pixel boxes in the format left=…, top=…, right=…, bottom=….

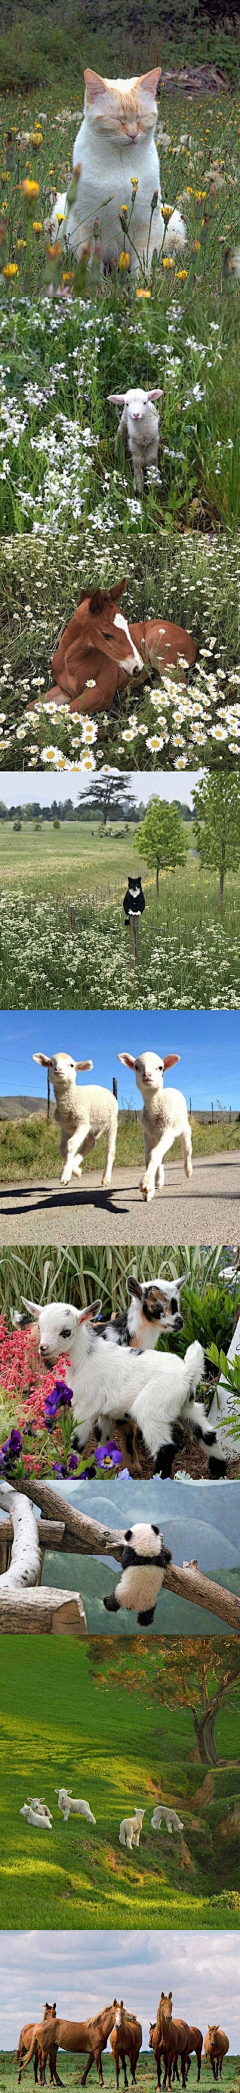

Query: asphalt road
left=0, top=1151, right=239, bottom=1245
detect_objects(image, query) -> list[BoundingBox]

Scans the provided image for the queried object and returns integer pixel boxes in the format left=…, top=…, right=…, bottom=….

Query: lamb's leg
left=181, top=1127, right=192, bottom=1179
left=102, top=1115, right=118, bottom=1190
left=60, top=1123, right=92, bottom=1185
left=140, top=1126, right=177, bottom=1201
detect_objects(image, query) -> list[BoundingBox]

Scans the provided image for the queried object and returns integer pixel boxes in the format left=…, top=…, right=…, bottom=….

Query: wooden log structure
left=0, top=1585, right=87, bottom=1634
left=0, top=1482, right=239, bottom=1634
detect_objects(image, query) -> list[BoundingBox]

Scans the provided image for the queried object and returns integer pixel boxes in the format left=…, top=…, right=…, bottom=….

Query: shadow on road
left=0, top=1184, right=128, bottom=1216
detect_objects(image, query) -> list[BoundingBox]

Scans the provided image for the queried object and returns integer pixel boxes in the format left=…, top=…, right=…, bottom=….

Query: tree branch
left=1, top=1482, right=240, bottom=1632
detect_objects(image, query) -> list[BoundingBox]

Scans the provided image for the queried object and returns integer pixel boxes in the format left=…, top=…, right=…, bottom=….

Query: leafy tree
left=135, top=798, right=188, bottom=893
left=77, top=776, right=138, bottom=827
left=193, top=772, right=240, bottom=908
left=89, top=1638, right=240, bottom=1767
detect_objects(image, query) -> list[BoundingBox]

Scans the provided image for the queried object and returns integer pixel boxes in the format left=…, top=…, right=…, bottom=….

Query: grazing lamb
left=97, top=1273, right=185, bottom=1349
left=20, top=1804, right=52, bottom=1830
left=56, top=1788, right=96, bottom=1823
left=21, top=1299, right=226, bottom=1477
left=151, top=1806, right=184, bottom=1834
left=32, top=1051, right=118, bottom=1190
left=119, top=1809, right=145, bottom=1851
left=118, top=1049, right=192, bottom=1201
left=108, top=387, right=162, bottom=493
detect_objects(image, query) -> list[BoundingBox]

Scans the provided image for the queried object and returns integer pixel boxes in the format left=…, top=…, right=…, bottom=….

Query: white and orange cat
left=47, top=69, right=186, bottom=269
left=67, top=67, right=164, bottom=267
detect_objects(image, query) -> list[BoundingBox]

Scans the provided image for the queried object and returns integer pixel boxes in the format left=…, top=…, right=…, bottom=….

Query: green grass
left=0, top=1111, right=239, bottom=1181
left=0, top=823, right=239, bottom=1005
left=0, top=1637, right=240, bottom=1929
left=1, top=2064, right=239, bottom=2093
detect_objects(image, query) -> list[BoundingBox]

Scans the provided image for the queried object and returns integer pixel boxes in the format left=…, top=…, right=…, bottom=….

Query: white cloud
left=1, top=1932, right=239, bottom=2051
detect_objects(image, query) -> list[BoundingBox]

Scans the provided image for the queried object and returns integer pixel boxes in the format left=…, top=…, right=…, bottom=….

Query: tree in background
left=77, top=776, right=139, bottom=827
left=135, top=797, right=189, bottom=894
left=193, top=772, right=240, bottom=908
left=89, top=1638, right=240, bottom=1767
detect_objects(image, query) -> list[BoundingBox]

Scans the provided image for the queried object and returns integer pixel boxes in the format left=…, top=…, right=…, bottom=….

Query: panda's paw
left=103, top=1592, right=120, bottom=1612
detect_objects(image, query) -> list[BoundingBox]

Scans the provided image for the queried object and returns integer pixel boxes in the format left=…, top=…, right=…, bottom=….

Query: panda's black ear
left=124, top=1528, right=132, bottom=1541
left=152, top=1524, right=160, bottom=1536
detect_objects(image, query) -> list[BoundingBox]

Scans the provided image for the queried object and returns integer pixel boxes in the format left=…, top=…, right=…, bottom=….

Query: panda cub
left=103, top=1523, right=172, bottom=1626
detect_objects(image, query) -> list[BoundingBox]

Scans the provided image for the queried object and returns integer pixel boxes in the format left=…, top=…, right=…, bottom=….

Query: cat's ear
left=138, top=68, right=162, bottom=95
left=84, top=68, right=107, bottom=101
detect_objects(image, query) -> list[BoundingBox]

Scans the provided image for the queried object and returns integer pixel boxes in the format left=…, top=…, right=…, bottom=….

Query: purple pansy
left=94, top=1441, right=123, bottom=1469
left=44, top=1379, right=73, bottom=1427
left=2, top=1427, right=22, bottom=1458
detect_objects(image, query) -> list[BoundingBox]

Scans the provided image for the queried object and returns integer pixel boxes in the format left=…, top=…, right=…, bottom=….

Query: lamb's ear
left=22, top=1296, right=40, bottom=1316
left=75, top=1060, right=93, bottom=1071
left=163, top=1053, right=180, bottom=1071
left=84, top=68, right=106, bottom=99
left=76, top=1299, right=102, bottom=1325
left=138, top=67, right=162, bottom=93
left=148, top=388, right=163, bottom=400
left=108, top=393, right=126, bottom=405
left=32, top=1052, right=51, bottom=1067
left=117, top=1052, right=136, bottom=1069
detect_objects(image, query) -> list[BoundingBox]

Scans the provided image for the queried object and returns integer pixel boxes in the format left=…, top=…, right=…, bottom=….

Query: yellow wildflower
left=176, top=268, right=188, bottom=280
left=130, top=176, right=138, bottom=190
left=46, top=239, right=62, bottom=260
left=162, top=255, right=175, bottom=269
left=194, top=190, right=206, bottom=201
left=119, top=250, right=130, bottom=269
left=61, top=270, right=73, bottom=284
left=21, top=178, right=40, bottom=199
left=185, top=185, right=194, bottom=194
left=16, top=238, right=27, bottom=248
left=32, top=220, right=43, bottom=232
left=2, top=260, right=19, bottom=276
left=136, top=287, right=151, bottom=297
left=29, top=131, right=43, bottom=147
left=120, top=203, right=128, bottom=215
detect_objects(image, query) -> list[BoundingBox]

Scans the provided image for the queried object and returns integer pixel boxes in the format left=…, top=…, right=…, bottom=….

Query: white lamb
left=20, top=1803, right=52, bottom=1830
left=108, top=387, right=162, bottom=493
left=118, top=1048, right=192, bottom=1201
left=151, top=1805, right=183, bottom=1834
left=32, top=1051, right=118, bottom=1190
left=56, top=1788, right=96, bottom=1823
left=119, top=1809, right=145, bottom=1850
left=22, top=1298, right=226, bottom=1478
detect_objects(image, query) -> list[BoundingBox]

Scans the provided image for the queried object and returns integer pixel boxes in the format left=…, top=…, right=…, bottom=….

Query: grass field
left=0, top=1110, right=239, bottom=1180
left=0, top=821, right=239, bottom=1006
left=0, top=1636, right=240, bottom=1930
left=1, top=2062, right=240, bottom=2093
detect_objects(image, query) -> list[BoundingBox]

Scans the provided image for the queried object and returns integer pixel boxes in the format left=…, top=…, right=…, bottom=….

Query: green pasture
left=0, top=1111, right=239, bottom=1181
left=1, top=2062, right=240, bottom=2093
left=0, top=1638, right=240, bottom=1930
left=0, top=824, right=240, bottom=1007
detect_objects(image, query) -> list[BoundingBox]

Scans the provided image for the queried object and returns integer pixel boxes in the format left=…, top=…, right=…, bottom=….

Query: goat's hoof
left=140, top=1180, right=152, bottom=1202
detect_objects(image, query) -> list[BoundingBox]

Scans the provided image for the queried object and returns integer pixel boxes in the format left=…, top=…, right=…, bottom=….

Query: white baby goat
left=108, top=387, right=162, bottom=493
left=32, top=1051, right=118, bottom=1190
left=56, top=1788, right=96, bottom=1823
left=22, top=1298, right=226, bottom=1478
left=119, top=1808, right=145, bottom=1850
left=118, top=1049, right=192, bottom=1201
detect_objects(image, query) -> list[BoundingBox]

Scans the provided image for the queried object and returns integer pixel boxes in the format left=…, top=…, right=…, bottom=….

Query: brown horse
left=150, top=1996, right=189, bottom=2093
left=41, top=579, right=197, bottom=716
left=110, top=2005, right=142, bottom=2088
left=17, top=2006, right=62, bottom=2088
left=203, top=2031, right=229, bottom=2081
left=21, top=2006, right=119, bottom=2088
left=173, top=2030, right=203, bottom=2086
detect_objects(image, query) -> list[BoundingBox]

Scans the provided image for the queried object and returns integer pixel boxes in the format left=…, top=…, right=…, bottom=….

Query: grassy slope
left=0, top=1112, right=239, bottom=1179
left=0, top=1637, right=240, bottom=1930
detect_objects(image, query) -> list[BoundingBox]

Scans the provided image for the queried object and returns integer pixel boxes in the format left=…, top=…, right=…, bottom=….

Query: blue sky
left=1, top=1009, right=239, bottom=1109
left=0, top=770, right=200, bottom=809
left=0, top=1930, right=239, bottom=2051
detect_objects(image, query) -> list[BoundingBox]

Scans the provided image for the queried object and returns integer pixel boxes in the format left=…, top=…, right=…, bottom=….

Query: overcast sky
left=1, top=1930, right=239, bottom=2051
left=1, top=1009, right=239, bottom=1108
left=0, top=771, right=201, bottom=810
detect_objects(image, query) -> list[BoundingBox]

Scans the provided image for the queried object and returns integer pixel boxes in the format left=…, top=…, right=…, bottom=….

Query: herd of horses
left=16, top=1994, right=229, bottom=2093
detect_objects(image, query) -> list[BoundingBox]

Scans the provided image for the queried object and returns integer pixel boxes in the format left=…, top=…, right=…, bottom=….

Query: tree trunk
left=192, top=1708, right=219, bottom=1765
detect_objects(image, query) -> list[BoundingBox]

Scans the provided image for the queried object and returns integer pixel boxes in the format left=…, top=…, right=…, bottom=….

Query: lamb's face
left=126, top=388, right=150, bottom=421
left=135, top=1052, right=165, bottom=1098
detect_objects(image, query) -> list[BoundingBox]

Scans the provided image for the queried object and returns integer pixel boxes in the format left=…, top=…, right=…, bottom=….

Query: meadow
left=0, top=820, right=240, bottom=1007
left=0, top=1635, right=240, bottom=1929
left=0, top=2066, right=239, bottom=2093
left=0, top=1110, right=239, bottom=1181
left=1, top=61, right=240, bottom=765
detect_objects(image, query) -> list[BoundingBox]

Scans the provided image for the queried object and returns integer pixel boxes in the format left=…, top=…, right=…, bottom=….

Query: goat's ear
left=127, top=1276, right=142, bottom=1300
left=75, top=1059, right=93, bottom=1071
left=163, top=1053, right=180, bottom=1071
left=177, top=1273, right=187, bottom=1289
left=22, top=1295, right=40, bottom=1316
left=108, top=393, right=126, bottom=404
left=76, top=1298, right=102, bottom=1325
left=32, top=1052, right=51, bottom=1067
left=117, top=1052, right=136, bottom=1069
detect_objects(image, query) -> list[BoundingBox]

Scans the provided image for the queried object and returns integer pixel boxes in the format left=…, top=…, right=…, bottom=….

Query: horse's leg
left=81, top=2059, right=94, bottom=2087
